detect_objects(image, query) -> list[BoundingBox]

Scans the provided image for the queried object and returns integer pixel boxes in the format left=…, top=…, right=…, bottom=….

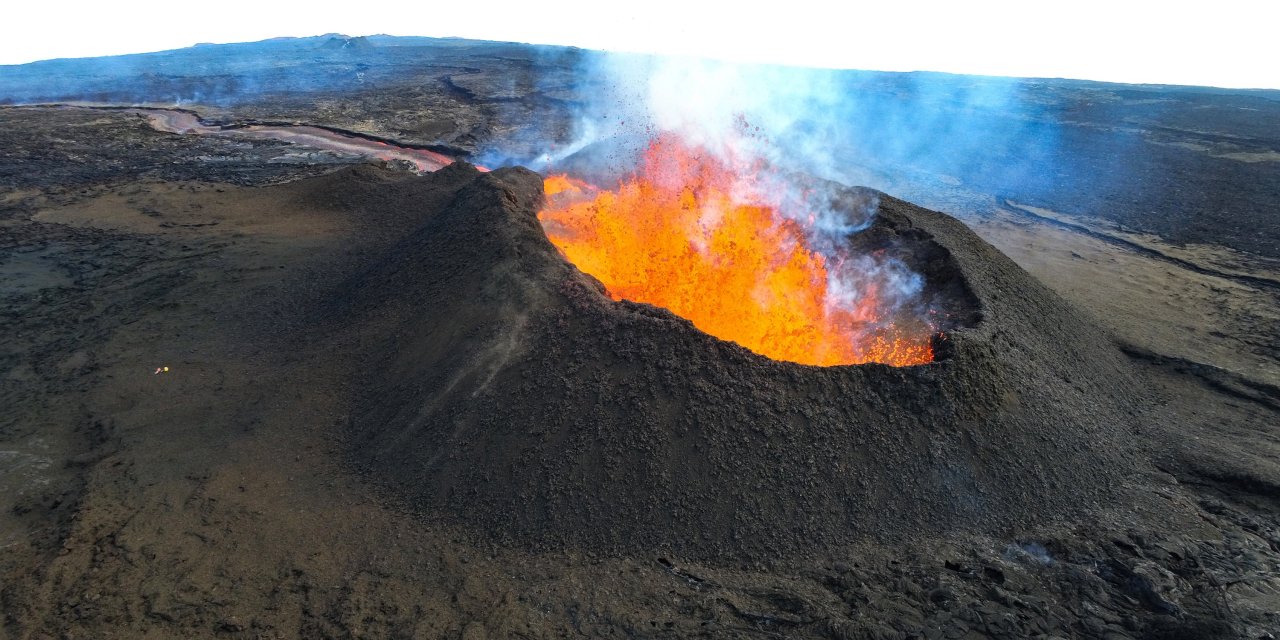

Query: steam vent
left=346, top=162, right=1141, bottom=560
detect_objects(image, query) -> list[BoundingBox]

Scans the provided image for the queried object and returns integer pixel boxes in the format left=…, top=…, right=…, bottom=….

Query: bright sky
left=4, top=0, right=1276, bottom=89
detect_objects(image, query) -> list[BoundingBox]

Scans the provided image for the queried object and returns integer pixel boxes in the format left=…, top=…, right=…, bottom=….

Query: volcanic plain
left=2, top=36, right=1280, bottom=639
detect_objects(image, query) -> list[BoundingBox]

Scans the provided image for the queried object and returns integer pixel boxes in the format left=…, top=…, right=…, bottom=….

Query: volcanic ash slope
left=340, top=162, right=1146, bottom=560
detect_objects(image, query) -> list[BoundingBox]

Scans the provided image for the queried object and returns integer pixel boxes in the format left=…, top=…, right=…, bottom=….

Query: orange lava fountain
left=538, top=135, right=933, bottom=366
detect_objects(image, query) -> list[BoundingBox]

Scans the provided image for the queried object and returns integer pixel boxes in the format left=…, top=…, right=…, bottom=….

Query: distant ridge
left=320, top=36, right=374, bottom=51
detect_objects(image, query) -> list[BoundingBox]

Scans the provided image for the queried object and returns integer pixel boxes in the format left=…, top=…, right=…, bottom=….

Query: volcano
left=339, top=160, right=1144, bottom=560
left=5, top=36, right=1278, bottom=638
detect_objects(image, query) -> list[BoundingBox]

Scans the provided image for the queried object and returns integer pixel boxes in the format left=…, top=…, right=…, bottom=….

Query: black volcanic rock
left=341, top=163, right=1147, bottom=560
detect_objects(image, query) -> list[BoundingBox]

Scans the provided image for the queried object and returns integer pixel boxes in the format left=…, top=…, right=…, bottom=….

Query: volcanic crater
left=537, top=136, right=964, bottom=367
left=343, top=160, right=1142, bottom=560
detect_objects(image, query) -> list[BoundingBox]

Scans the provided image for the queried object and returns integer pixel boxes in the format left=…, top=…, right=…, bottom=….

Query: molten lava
left=538, top=135, right=933, bottom=366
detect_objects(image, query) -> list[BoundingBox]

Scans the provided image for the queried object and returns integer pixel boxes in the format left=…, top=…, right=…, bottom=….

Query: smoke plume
left=515, top=52, right=1022, bottom=340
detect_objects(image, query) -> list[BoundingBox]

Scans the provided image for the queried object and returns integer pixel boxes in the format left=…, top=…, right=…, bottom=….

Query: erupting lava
left=538, top=135, right=934, bottom=366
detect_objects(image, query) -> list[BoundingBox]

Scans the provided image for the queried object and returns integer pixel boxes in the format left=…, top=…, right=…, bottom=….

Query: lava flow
left=538, top=134, right=934, bottom=366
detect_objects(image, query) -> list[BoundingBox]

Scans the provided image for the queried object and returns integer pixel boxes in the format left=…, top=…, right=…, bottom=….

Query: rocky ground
left=2, top=39, right=1280, bottom=639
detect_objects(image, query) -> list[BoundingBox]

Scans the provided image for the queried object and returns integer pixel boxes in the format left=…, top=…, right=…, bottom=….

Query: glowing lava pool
left=538, top=135, right=936, bottom=367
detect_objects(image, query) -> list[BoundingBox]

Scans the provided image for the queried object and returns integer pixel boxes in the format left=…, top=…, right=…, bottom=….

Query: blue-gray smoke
left=491, top=50, right=1069, bottom=222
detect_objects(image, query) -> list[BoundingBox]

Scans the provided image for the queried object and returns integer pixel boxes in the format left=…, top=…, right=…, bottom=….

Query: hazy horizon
left=4, top=0, right=1277, bottom=90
